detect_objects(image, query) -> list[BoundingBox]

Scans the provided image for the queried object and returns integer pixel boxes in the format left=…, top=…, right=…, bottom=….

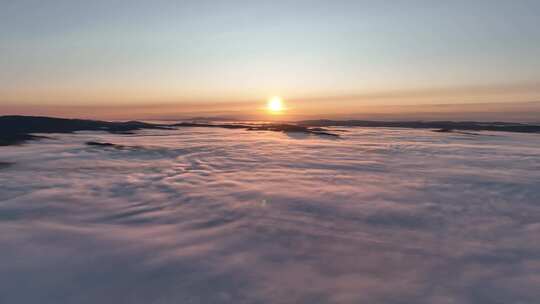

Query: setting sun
left=267, top=96, right=284, bottom=113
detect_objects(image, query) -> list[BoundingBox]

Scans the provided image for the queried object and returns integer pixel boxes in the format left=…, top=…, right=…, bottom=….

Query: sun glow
left=267, top=96, right=284, bottom=113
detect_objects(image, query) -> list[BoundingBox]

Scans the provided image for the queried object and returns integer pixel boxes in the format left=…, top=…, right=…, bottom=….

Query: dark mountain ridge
left=2, top=115, right=539, bottom=146
left=0, top=115, right=169, bottom=146
left=298, top=120, right=540, bottom=133
left=0, top=115, right=166, bottom=134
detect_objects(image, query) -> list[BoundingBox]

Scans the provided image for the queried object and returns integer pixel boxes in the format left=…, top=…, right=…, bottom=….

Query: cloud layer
left=1, top=128, right=540, bottom=303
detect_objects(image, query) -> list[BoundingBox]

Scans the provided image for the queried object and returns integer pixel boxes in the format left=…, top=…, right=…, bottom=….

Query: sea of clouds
left=1, top=127, right=539, bottom=304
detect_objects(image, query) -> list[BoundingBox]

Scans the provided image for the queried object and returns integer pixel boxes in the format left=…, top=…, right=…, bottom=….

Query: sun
left=267, top=96, right=284, bottom=113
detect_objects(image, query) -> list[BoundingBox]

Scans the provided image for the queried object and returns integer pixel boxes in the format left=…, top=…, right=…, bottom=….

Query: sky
left=1, top=0, right=540, bottom=120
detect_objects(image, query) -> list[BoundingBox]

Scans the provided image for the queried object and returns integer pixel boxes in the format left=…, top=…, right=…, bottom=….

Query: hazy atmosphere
left=1, top=1, right=540, bottom=304
left=2, top=0, right=540, bottom=120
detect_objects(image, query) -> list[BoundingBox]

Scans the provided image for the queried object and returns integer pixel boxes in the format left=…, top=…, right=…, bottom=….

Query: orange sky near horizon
left=2, top=82, right=540, bottom=121
left=2, top=1, right=540, bottom=122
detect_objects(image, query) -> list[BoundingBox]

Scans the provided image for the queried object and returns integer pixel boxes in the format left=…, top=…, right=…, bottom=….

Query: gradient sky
left=1, top=0, right=540, bottom=120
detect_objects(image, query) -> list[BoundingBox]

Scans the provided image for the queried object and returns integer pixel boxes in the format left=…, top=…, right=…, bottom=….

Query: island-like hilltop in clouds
left=2, top=115, right=540, bottom=146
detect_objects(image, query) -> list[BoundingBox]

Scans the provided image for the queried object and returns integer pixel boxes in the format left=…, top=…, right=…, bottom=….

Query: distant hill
left=298, top=120, right=540, bottom=133
left=0, top=115, right=167, bottom=134
left=2, top=115, right=539, bottom=146
left=0, top=115, right=169, bottom=146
